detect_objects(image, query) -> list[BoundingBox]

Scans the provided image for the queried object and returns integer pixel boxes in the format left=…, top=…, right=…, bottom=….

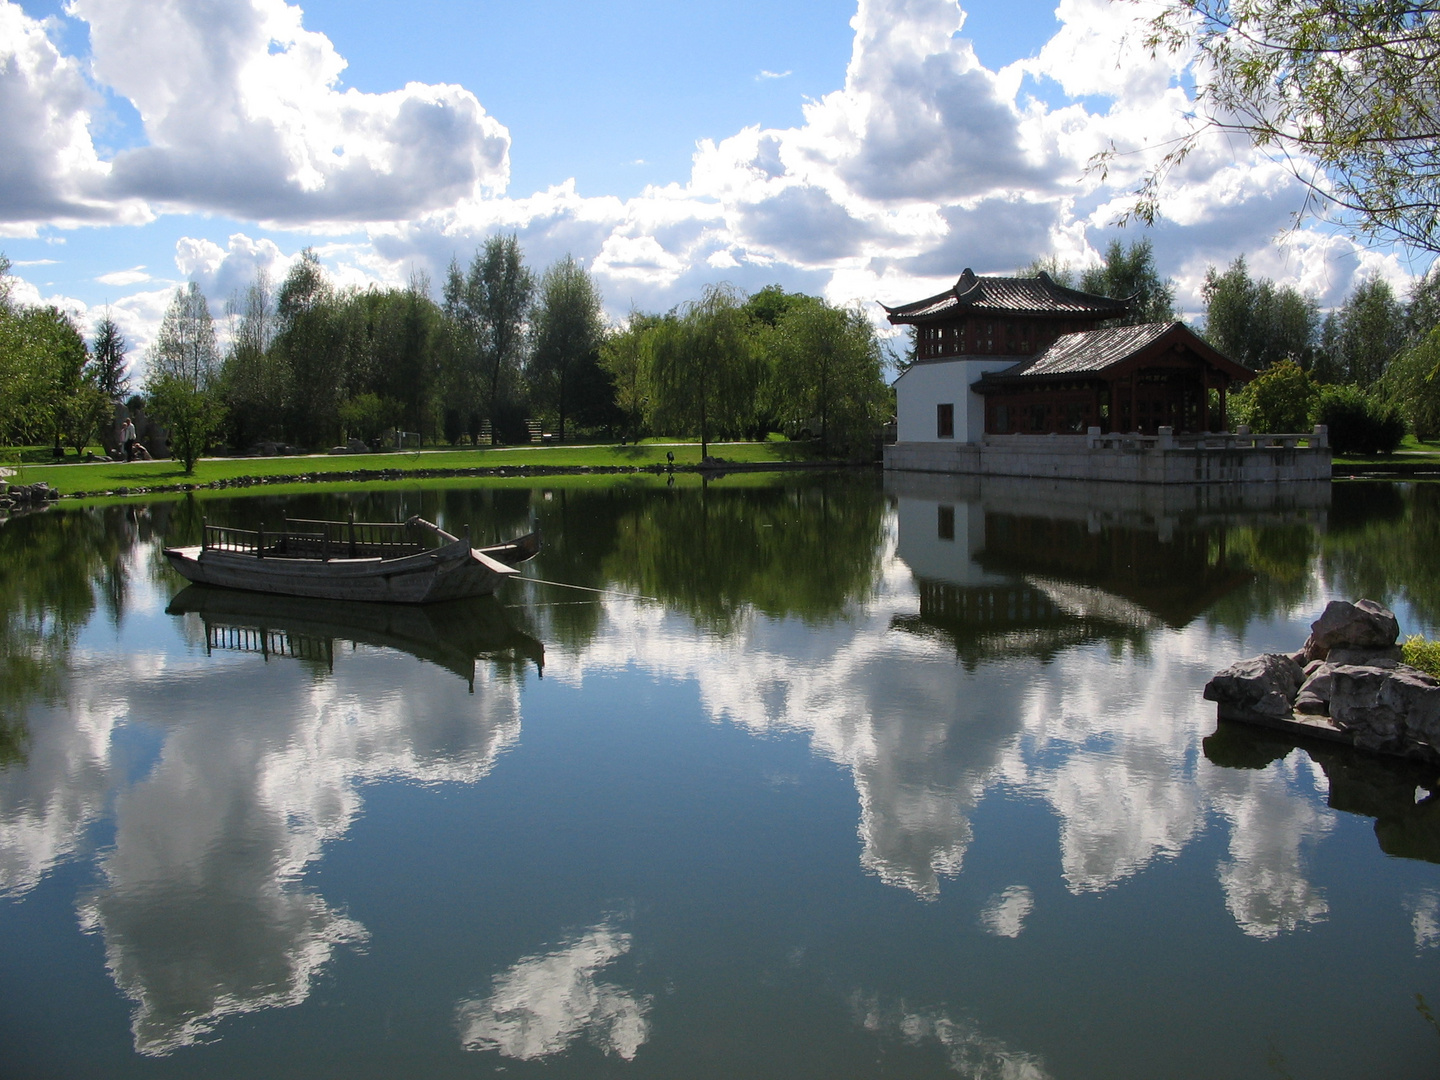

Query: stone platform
left=885, top=429, right=1331, bottom=485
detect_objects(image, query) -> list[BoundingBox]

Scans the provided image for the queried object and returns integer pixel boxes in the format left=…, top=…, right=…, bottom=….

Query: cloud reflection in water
left=457, top=919, right=651, bottom=1062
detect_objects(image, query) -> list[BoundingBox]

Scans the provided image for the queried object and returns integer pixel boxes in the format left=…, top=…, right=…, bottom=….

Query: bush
left=1403, top=635, right=1440, bottom=678
left=1314, top=384, right=1405, bottom=454
left=1230, top=358, right=1315, bottom=432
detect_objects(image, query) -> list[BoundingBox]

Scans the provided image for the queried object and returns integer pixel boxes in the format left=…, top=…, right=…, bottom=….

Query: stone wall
left=885, top=433, right=1331, bottom=485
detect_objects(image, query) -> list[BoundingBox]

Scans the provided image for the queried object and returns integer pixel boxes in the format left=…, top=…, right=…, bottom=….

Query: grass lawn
left=11, top=440, right=831, bottom=497
left=1333, top=434, right=1440, bottom=467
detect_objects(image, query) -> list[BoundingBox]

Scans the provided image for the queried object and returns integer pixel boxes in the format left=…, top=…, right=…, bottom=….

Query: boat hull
left=164, top=534, right=532, bottom=604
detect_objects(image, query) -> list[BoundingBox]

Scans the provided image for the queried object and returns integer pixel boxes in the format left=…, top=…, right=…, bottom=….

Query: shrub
left=1230, top=358, right=1316, bottom=432
left=1403, top=635, right=1440, bottom=678
left=1314, top=384, right=1405, bottom=454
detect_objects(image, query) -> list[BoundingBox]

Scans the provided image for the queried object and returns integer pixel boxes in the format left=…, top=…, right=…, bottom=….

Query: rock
left=1326, top=646, right=1402, bottom=666
left=1294, top=663, right=1336, bottom=715
left=1203, top=653, right=1306, bottom=719
left=1329, top=664, right=1440, bottom=757
left=1302, top=599, right=1400, bottom=660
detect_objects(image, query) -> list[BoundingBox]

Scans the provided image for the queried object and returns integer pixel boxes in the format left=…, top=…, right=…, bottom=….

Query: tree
left=1130, top=0, right=1440, bottom=252
left=443, top=236, right=535, bottom=446
left=148, top=282, right=222, bottom=469
left=151, top=282, right=220, bottom=390
left=599, top=312, right=663, bottom=441
left=1380, top=326, right=1440, bottom=439
left=1230, top=358, right=1317, bottom=432
left=529, top=256, right=606, bottom=441
left=91, top=313, right=129, bottom=401
left=1202, top=256, right=1319, bottom=370
left=146, top=374, right=224, bottom=473
left=1336, top=275, right=1406, bottom=386
left=1079, top=239, right=1176, bottom=324
left=1406, top=266, right=1440, bottom=344
left=767, top=299, right=888, bottom=454
left=647, top=284, right=762, bottom=458
left=275, top=250, right=346, bottom=446
left=220, top=268, right=284, bottom=451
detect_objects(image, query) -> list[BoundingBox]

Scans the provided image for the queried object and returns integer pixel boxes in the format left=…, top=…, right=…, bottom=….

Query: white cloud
left=5, top=0, right=1433, bottom=351
left=757, top=69, right=793, bottom=80
left=96, top=265, right=150, bottom=286
left=0, top=3, right=150, bottom=231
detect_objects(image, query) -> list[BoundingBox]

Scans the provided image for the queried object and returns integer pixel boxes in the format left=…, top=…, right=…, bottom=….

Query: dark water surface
left=2, top=473, right=1439, bottom=1078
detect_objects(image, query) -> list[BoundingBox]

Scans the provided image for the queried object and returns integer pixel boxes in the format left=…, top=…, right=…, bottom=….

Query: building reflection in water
left=886, top=471, right=1329, bottom=666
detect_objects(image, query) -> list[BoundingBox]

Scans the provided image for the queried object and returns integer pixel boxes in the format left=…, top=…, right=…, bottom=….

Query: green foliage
left=1230, top=359, right=1317, bottom=432
left=1403, top=635, right=1440, bottom=678
left=529, top=256, right=606, bottom=440
left=1201, top=255, right=1319, bottom=370
left=1315, top=383, right=1406, bottom=454
left=1079, top=239, right=1176, bottom=324
left=599, top=312, right=663, bottom=440
left=146, top=375, right=224, bottom=473
left=1332, top=276, right=1406, bottom=386
left=91, top=313, right=129, bottom=401
left=336, top=392, right=396, bottom=444
left=443, top=235, right=535, bottom=445
left=765, top=299, right=888, bottom=455
left=151, top=281, right=219, bottom=389
left=1378, top=327, right=1440, bottom=439
left=1132, top=0, right=1440, bottom=253
left=647, top=284, right=764, bottom=457
left=275, top=250, right=346, bottom=446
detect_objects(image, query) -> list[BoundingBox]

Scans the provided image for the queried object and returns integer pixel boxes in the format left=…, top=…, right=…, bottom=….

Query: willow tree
left=647, top=285, right=762, bottom=458
left=767, top=298, right=888, bottom=455
left=1127, top=0, right=1440, bottom=252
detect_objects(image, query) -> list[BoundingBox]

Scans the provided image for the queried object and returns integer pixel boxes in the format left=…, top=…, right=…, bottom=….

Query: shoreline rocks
left=1205, top=599, right=1440, bottom=764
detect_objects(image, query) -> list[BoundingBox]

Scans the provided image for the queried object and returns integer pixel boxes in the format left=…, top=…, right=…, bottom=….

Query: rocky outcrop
left=1205, top=599, right=1440, bottom=763
left=0, top=482, right=59, bottom=511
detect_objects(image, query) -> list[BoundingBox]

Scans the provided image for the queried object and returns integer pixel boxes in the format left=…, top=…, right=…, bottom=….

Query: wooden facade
left=886, top=269, right=1253, bottom=437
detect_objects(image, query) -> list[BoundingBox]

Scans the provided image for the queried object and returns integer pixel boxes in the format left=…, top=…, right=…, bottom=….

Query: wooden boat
left=163, top=515, right=540, bottom=603
left=166, top=585, right=544, bottom=688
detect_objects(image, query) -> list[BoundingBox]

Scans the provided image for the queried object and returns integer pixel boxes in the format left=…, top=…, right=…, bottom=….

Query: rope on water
left=510, top=575, right=657, bottom=602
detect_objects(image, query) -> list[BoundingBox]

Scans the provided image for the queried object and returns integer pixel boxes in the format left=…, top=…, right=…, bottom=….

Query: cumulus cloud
left=0, top=3, right=149, bottom=231
left=6, top=0, right=1431, bottom=350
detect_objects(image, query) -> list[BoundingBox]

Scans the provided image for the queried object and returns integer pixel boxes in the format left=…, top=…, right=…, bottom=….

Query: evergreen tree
left=91, top=313, right=129, bottom=401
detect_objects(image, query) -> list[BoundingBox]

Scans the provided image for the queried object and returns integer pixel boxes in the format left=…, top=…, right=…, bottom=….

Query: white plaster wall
left=894, top=496, right=1007, bottom=587
left=895, top=358, right=1016, bottom=444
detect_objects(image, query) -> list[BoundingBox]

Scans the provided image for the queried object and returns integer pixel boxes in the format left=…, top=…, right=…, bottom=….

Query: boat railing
left=201, top=517, right=431, bottom=560
left=203, top=524, right=262, bottom=554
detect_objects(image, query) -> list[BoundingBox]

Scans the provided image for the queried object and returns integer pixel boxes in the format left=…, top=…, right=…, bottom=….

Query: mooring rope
left=510, top=575, right=657, bottom=602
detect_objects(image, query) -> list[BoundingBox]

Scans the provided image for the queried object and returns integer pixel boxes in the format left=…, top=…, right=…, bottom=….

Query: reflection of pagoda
left=885, top=473, right=1324, bottom=665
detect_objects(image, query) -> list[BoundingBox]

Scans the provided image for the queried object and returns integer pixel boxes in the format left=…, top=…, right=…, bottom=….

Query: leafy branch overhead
left=1110, top=0, right=1440, bottom=252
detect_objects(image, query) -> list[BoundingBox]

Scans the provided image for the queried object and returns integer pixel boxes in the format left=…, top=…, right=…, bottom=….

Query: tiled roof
left=998, top=322, right=1177, bottom=379
left=884, top=268, right=1130, bottom=323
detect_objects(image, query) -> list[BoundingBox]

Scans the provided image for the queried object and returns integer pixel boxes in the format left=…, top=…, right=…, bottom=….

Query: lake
left=2, top=472, right=1438, bottom=1078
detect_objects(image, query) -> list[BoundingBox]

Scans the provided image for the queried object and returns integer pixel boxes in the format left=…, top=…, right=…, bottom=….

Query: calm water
left=2, top=473, right=1439, bottom=1078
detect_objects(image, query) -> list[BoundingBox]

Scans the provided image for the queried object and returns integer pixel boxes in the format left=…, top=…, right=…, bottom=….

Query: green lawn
left=1333, top=434, right=1440, bottom=467
left=11, top=440, right=831, bottom=497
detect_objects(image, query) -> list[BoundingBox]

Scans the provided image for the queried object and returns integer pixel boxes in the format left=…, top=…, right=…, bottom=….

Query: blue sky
left=1, top=0, right=1430, bottom=361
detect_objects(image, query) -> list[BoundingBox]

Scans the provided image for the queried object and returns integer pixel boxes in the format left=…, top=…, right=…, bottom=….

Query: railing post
left=201, top=516, right=208, bottom=551
left=257, top=522, right=265, bottom=559
left=348, top=512, right=356, bottom=558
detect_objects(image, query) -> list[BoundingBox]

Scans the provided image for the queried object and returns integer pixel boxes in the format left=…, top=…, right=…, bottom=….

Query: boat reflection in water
left=166, top=585, right=545, bottom=690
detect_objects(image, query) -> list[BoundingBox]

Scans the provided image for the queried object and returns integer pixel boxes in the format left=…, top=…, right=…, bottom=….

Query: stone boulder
left=1204, top=653, right=1306, bottom=719
left=1329, top=664, right=1440, bottom=757
left=1302, top=599, right=1400, bottom=661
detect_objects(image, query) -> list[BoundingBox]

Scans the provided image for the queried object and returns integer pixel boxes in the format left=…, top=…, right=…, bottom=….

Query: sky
left=2, top=0, right=1435, bottom=365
